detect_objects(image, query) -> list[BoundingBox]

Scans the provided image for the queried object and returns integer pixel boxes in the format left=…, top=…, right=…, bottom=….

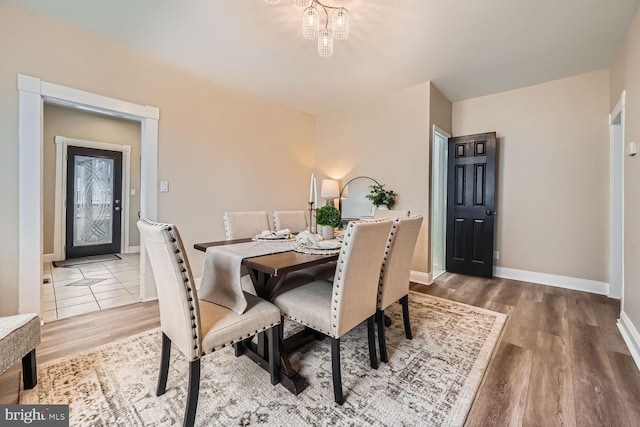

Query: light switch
left=160, top=181, right=169, bottom=192
left=626, top=141, right=637, bottom=157
left=130, top=189, right=136, bottom=196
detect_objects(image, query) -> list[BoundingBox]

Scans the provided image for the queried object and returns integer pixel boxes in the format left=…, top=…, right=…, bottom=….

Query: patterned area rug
left=21, top=292, right=506, bottom=426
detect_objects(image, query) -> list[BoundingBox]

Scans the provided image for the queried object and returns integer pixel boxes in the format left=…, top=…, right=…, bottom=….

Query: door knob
left=115, top=206, right=121, bottom=211
left=485, top=210, right=493, bottom=216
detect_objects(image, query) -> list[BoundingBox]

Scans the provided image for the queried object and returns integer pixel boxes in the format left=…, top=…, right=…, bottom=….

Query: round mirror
left=339, top=176, right=380, bottom=220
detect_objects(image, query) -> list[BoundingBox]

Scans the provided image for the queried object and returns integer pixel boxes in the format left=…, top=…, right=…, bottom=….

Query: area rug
left=21, top=292, right=506, bottom=426
left=52, top=254, right=121, bottom=268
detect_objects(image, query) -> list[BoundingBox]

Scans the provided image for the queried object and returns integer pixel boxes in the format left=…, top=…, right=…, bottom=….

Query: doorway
left=610, top=91, right=625, bottom=301
left=65, top=146, right=123, bottom=258
left=17, top=73, right=159, bottom=315
left=431, top=126, right=450, bottom=280
left=446, top=132, right=497, bottom=278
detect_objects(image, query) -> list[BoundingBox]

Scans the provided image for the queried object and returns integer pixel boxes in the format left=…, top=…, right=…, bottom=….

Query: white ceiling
left=7, top=0, right=640, bottom=114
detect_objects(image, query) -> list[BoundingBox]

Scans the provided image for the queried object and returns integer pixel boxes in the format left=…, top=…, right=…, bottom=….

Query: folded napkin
left=259, top=228, right=291, bottom=238
left=296, top=230, right=323, bottom=246
left=317, top=239, right=340, bottom=249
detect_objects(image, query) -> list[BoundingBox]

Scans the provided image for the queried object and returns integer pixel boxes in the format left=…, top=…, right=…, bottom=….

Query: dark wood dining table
left=194, top=238, right=338, bottom=395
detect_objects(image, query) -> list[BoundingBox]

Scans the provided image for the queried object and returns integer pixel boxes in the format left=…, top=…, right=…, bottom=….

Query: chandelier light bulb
left=267, top=0, right=349, bottom=56
left=318, top=28, right=334, bottom=57
left=332, top=8, right=349, bottom=40
left=302, top=6, right=319, bottom=40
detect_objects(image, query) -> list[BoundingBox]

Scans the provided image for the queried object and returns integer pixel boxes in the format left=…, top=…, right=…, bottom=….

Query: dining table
left=194, top=237, right=339, bottom=395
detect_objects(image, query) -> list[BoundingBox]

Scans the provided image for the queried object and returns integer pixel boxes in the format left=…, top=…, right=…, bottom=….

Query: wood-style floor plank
left=3, top=274, right=639, bottom=427
left=539, top=292, right=569, bottom=338
left=465, top=341, right=533, bottom=427
left=0, top=301, right=159, bottom=405
left=608, top=351, right=640, bottom=426
left=502, top=297, right=543, bottom=350
left=592, top=301, right=630, bottom=355
left=569, top=320, right=629, bottom=427
left=523, top=331, right=576, bottom=427
left=566, top=290, right=598, bottom=327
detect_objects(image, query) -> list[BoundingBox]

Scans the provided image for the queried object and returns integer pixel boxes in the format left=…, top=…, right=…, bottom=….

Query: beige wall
left=316, top=83, right=432, bottom=273
left=610, top=8, right=640, bottom=329
left=453, top=70, right=610, bottom=282
left=0, top=3, right=316, bottom=315
left=43, top=104, right=142, bottom=255
left=429, top=83, right=453, bottom=137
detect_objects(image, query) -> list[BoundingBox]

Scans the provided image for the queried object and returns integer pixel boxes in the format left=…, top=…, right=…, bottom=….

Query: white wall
left=453, top=70, right=610, bottom=284
left=316, top=83, right=432, bottom=274
left=0, top=2, right=316, bottom=315
left=610, top=6, right=640, bottom=347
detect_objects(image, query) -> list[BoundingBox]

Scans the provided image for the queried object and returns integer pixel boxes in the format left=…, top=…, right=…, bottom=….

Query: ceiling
left=7, top=0, right=640, bottom=114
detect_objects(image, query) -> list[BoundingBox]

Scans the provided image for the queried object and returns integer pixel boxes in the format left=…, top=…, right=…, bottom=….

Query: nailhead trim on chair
left=166, top=225, right=201, bottom=356
left=202, top=321, right=281, bottom=353
left=377, top=220, right=399, bottom=306
left=282, top=313, right=332, bottom=337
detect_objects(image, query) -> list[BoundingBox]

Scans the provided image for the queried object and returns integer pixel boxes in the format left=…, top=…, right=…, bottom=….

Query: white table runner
left=199, top=241, right=295, bottom=313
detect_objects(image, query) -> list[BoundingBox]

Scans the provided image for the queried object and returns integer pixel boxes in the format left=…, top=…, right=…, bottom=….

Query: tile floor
left=41, top=253, right=141, bottom=322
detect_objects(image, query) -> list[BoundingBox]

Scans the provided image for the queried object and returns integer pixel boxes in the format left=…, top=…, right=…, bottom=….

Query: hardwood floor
left=413, top=273, right=640, bottom=427
left=2, top=274, right=639, bottom=427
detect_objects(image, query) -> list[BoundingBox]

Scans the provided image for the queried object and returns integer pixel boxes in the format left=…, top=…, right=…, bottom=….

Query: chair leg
left=376, top=309, right=389, bottom=363
left=267, top=325, right=281, bottom=385
left=184, top=359, right=201, bottom=427
left=21, top=349, right=37, bottom=389
left=331, top=338, right=345, bottom=405
left=157, top=333, right=171, bottom=396
left=367, top=315, right=378, bottom=369
left=400, top=295, right=413, bottom=340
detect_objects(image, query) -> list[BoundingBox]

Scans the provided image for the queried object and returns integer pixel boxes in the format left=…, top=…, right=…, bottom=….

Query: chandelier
left=265, top=0, right=350, bottom=58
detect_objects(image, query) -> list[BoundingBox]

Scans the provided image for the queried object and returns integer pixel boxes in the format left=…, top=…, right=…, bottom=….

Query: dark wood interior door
left=446, top=132, right=497, bottom=278
left=65, top=146, right=123, bottom=258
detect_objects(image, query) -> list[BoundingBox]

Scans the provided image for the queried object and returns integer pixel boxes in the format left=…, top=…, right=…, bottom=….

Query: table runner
left=199, top=240, right=295, bottom=313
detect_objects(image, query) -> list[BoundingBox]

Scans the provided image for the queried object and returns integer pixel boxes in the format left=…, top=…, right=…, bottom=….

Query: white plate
left=299, top=239, right=341, bottom=249
left=254, top=234, right=291, bottom=240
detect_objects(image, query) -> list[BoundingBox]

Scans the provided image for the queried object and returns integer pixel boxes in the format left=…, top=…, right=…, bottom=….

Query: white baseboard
left=126, top=246, right=140, bottom=254
left=494, top=267, right=609, bottom=296
left=410, top=270, right=432, bottom=285
left=618, top=311, right=640, bottom=371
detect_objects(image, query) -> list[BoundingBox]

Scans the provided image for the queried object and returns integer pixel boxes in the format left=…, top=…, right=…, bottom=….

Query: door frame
left=430, top=125, right=450, bottom=281
left=52, top=137, right=132, bottom=262
left=609, top=90, right=625, bottom=302
left=17, top=73, right=159, bottom=314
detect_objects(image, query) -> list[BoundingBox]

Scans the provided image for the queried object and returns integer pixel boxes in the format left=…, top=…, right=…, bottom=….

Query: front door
left=65, top=146, right=123, bottom=258
left=446, top=132, right=497, bottom=278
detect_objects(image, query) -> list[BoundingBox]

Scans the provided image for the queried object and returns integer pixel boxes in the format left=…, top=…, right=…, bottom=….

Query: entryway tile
left=56, top=294, right=97, bottom=308
left=57, top=301, right=100, bottom=319
left=97, top=294, right=137, bottom=310
left=94, top=288, right=131, bottom=301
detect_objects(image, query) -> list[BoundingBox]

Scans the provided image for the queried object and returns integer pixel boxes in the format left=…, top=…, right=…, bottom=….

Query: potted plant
left=365, top=184, right=398, bottom=209
left=316, top=205, right=341, bottom=239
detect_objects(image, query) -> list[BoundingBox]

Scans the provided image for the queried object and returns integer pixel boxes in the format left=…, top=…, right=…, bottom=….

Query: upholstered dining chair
left=375, top=215, right=423, bottom=363
left=137, top=219, right=281, bottom=427
left=223, top=211, right=271, bottom=240
left=272, top=210, right=308, bottom=233
left=272, top=219, right=393, bottom=404
left=373, top=209, right=410, bottom=219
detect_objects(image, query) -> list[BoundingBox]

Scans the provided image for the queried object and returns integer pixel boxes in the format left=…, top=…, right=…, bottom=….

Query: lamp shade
left=321, top=179, right=340, bottom=198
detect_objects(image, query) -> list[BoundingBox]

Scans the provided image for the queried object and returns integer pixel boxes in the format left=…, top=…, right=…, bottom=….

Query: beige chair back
left=137, top=219, right=202, bottom=361
left=223, top=211, right=270, bottom=240
left=373, top=209, right=410, bottom=219
left=378, top=216, right=423, bottom=309
left=273, top=210, right=308, bottom=233
left=331, top=219, right=393, bottom=337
